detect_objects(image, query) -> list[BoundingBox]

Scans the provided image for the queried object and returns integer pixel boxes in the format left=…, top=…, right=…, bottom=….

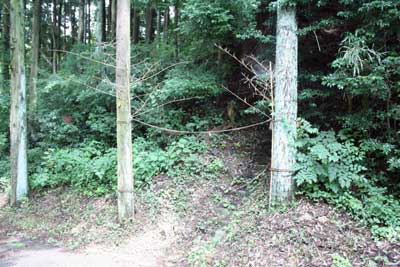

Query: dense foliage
left=0, top=0, right=398, bottom=239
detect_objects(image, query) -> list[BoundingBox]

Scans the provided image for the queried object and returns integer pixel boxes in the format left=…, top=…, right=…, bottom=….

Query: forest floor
left=0, top=131, right=399, bottom=267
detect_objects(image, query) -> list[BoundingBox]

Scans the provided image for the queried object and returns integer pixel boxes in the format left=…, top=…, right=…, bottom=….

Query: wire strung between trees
left=131, top=118, right=271, bottom=135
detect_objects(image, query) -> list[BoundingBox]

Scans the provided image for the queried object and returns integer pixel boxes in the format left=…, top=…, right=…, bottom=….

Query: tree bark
left=163, top=7, right=169, bottom=43
left=28, top=0, right=40, bottom=114
left=71, top=5, right=77, bottom=43
left=156, top=9, right=161, bottom=43
left=101, top=0, right=106, bottom=41
left=51, top=0, right=57, bottom=73
left=95, top=0, right=104, bottom=54
left=173, top=2, right=179, bottom=60
left=132, top=8, right=140, bottom=44
left=87, top=0, right=91, bottom=44
left=10, top=0, right=28, bottom=206
left=1, top=0, right=10, bottom=84
left=57, top=0, right=62, bottom=64
left=145, top=4, right=155, bottom=44
left=63, top=0, right=68, bottom=50
left=78, top=0, right=85, bottom=43
left=116, top=0, right=133, bottom=222
left=270, top=1, right=298, bottom=203
left=107, top=0, right=111, bottom=38
left=110, top=0, right=116, bottom=40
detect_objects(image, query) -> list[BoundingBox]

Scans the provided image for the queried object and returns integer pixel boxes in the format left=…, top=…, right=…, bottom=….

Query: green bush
left=0, top=158, right=9, bottom=192
left=295, top=120, right=400, bottom=240
left=30, top=141, right=117, bottom=196
left=295, top=120, right=366, bottom=193
left=158, top=66, right=223, bottom=102
left=30, top=136, right=208, bottom=195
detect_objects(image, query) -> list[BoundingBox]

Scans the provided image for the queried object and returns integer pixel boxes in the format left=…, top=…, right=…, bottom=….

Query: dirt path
left=1, top=197, right=182, bottom=267
left=1, top=211, right=179, bottom=267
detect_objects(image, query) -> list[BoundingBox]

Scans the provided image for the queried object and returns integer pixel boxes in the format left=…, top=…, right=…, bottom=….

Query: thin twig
left=131, top=118, right=271, bottom=135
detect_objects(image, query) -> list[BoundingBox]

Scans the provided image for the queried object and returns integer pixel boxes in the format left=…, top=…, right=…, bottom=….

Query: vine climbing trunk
left=116, top=0, right=133, bottom=222
left=270, top=1, right=298, bottom=203
left=10, top=0, right=28, bottom=206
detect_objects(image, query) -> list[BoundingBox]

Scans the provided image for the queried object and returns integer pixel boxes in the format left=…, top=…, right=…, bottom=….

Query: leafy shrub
left=314, top=186, right=400, bottom=241
left=295, top=120, right=400, bottom=240
left=30, top=141, right=117, bottom=196
left=295, top=120, right=366, bottom=193
left=0, top=158, right=9, bottom=192
left=158, top=66, right=223, bottom=101
left=0, top=133, right=7, bottom=154
left=30, top=136, right=208, bottom=195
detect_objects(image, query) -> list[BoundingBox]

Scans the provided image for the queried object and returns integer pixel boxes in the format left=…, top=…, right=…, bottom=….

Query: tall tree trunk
left=63, top=0, right=67, bottom=50
left=145, top=4, right=154, bottom=44
left=110, top=0, right=116, bottom=40
left=57, top=0, right=62, bottom=65
left=163, top=7, right=169, bottom=43
left=52, top=0, right=57, bottom=73
left=101, top=0, right=106, bottom=41
left=78, top=0, right=85, bottom=43
left=10, top=0, right=28, bottom=206
left=1, top=0, right=10, bottom=85
left=270, top=1, right=298, bottom=203
left=107, top=0, right=111, bottom=38
left=29, top=0, right=40, bottom=114
left=173, top=2, right=179, bottom=60
left=87, top=0, right=91, bottom=44
left=116, top=0, right=133, bottom=222
left=95, top=0, right=103, bottom=54
left=71, top=5, right=77, bottom=43
left=156, top=9, right=161, bottom=44
left=132, top=8, right=140, bottom=44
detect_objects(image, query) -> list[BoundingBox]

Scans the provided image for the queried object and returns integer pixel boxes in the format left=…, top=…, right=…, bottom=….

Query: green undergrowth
left=295, top=119, right=400, bottom=241
left=28, top=135, right=209, bottom=196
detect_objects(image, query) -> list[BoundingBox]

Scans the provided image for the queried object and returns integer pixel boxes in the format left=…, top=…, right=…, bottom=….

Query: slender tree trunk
left=101, top=0, right=105, bottom=41
left=52, top=0, right=57, bottom=73
left=116, top=0, right=133, bottom=222
left=270, top=1, right=298, bottom=203
left=10, top=0, right=28, bottom=206
left=1, top=0, right=10, bottom=84
left=163, top=7, right=169, bottom=43
left=132, top=8, right=140, bottom=44
left=95, top=0, right=103, bottom=54
left=145, top=4, right=154, bottom=44
left=110, top=0, right=116, bottom=40
left=87, top=0, right=91, bottom=44
left=71, top=5, right=77, bottom=43
left=107, top=0, right=111, bottom=38
left=57, top=0, right=62, bottom=65
left=78, top=0, right=85, bottom=43
left=156, top=9, right=161, bottom=44
left=29, top=0, right=40, bottom=114
left=173, top=2, right=179, bottom=60
left=62, top=0, right=66, bottom=50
